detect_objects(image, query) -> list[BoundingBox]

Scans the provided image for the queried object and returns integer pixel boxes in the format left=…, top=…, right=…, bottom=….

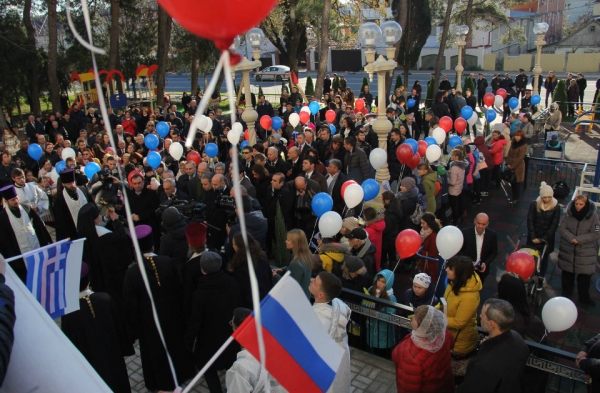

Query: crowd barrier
left=524, top=157, right=595, bottom=197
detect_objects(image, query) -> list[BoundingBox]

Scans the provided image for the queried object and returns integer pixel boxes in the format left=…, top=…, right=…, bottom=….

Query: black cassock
left=53, top=187, right=92, bottom=241
left=61, top=292, right=133, bottom=393
left=122, top=254, right=194, bottom=391
left=0, top=208, right=52, bottom=282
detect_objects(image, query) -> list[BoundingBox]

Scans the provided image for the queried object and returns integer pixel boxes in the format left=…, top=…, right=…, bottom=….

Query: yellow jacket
left=443, top=274, right=482, bottom=354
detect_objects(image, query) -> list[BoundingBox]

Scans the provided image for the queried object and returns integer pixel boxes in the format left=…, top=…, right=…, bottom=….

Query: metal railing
left=340, top=287, right=590, bottom=392
left=524, top=157, right=596, bottom=197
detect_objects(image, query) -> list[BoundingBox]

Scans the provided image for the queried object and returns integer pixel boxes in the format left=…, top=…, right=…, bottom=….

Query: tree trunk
left=390, top=0, right=409, bottom=97
left=288, top=5, right=299, bottom=74
left=314, top=0, right=331, bottom=98
left=191, top=41, right=200, bottom=95
left=156, top=6, right=172, bottom=110
left=0, top=107, right=8, bottom=132
left=23, top=0, right=41, bottom=116
left=108, top=0, right=121, bottom=93
left=463, top=0, right=474, bottom=66
left=47, top=0, right=61, bottom=112
left=432, top=0, right=454, bottom=101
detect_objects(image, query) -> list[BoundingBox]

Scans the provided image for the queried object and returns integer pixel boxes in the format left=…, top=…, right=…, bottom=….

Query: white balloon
left=193, top=115, right=208, bottom=132
left=232, top=122, right=244, bottom=134
left=468, top=112, right=478, bottom=126
left=432, top=127, right=446, bottom=145
left=203, top=117, right=213, bottom=132
left=170, top=142, right=183, bottom=160
left=541, top=297, right=578, bottom=332
left=49, top=168, right=59, bottom=183
left=436, top=225, right=464, bottom=260
left=301, top=106, right=311, bottom=114
left=344, top=183, right=364, bottom=209
left=61, top=147, right=76, bottom=160
left=494, top=94, right=503, bottom=109
left=425, top=144, right=441, bottom=162
left=288, top=113, right=300, bottom=128
left=369, top=148, right=387, bottom=170
left=318, top=211, right=343, bottom=238
left=227, top=130, right=241, bottom=145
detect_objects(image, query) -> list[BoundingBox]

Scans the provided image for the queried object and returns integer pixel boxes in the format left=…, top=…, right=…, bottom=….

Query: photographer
left=205, top=174, right=231, bottom=249
left=89, top=168, right=122, bottom=216
left=224, top=194, right=267, bottom=258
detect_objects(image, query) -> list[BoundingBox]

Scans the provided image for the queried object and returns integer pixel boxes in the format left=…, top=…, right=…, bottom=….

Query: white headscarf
left=410, top=306, right=448, bottom=353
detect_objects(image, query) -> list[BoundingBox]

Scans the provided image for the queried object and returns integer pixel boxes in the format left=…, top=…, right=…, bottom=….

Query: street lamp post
left=359, top=21, right=402, bottom=203
left=454, top=25, right=469, bottom=92
left=234, top=28, right=264, bottom=146
left=532, top=22, right=549, bottom=97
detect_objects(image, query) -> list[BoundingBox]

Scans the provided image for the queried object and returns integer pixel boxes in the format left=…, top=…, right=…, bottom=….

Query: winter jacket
left=579, top=333, right=600, bottom=393
left=387, top=139, right=403, bottom=180
left=319, top=242, right=351, bottom=277
left=0, top=274, right=14, bottom=387
left=527, top=197, right=561, bottom=251
left=489, top=136, right=507, bottom=166
left=159, top=219, right=190, bottom=276
left=465, top=151, right=476, bottom=185
left=509, top=119, right=521, bottom=136
left=344, top=147, right=372, bottom=185
left=396, top=187, right=419, bottom=231
left=392, top=330, right=455, bottom=393
left=365, top=215, right=386, bottom=272
left=383, top=202, right=402, bottom=248
left=567, top=83, right=580, bottom=102
left=520, top=121, right=534, bottom=143
left=502, top=126, right=512, bottom=157
left=351, top=241, right=377, bottom=277
left=505, top=138, right=528, bottom=183
left=442, top=274, right=482, bottom=354
left=367, top=270, right=397, bottom=349
left=544, top=75, right=557, bottom=92
left=473, top=136, right=495, bottom=170
left=448, top=160, right=468, bottom=196
left=421, top=172, right=437, bottom=213
left=399, top=284, right=439, bottom=317
left=558, top=201, right=600, bottom=275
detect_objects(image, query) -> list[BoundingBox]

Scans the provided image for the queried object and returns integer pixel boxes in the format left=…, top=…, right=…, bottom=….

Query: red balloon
left=408, top=153, right=421, bottom=170
left=496, top=88, right=507, bottom=99
left=341, top=180, right=358, bottom=199
left=439, top=116, right=453, bottom=133
left=355, top=99, right=365, bottom=111
left=396, top=144, right=414, bottom=165
left=244, top=129, right=249, bottom=141
left=395, top=229, right=422, bottom=259
left=259, top=115, right=272, bottom=130
left=186, top=151, right=201, bottom=166
left=454, top=118, right=467, bottom=134
left=325, top=110, right=336, bottom=123
left=506, top=251, right=535, bottom=280
left=417, top=140, right=428, bottom=157
left=299, top=111, right=310, bottom=125
left=156, top=0, right=278, bottom=50
left=483, top=92, right=495, bottom=107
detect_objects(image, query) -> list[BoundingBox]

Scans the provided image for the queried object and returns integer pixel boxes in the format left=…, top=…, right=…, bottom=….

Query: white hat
left=413, top=273, right=431, bottom=289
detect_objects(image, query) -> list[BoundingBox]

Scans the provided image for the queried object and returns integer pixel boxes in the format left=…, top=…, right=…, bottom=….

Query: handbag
left=451, top=348, right=478, bottom=376
left=501, top=169, right=516, bottom=183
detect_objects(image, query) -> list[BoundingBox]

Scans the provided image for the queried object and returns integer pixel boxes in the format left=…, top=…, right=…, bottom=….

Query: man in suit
left=404, top=113, right=420, bottom=140
left=265, top=146, right=290, bottom=175
left=343, top=136, right=371, bottom=185
left=241, top=146, right=254, bottom=178
left=295, top=132, right=310, bottom=159
left=265, top=173, right=294, bottom=252
left=25, top=114, right=45, bottom=141
left=177, top=161, right=196, bottom=194
left=286, top=146, right=303, bottom=180
left=326, top=159, right=346, bottom=215
left=302, top=156, right=327, bottom=193
left=231, top=162, right=256, bottom=198
left=476, top=73, right=489, bottom=107
left=460, top=213, right=498, bottom=283
left=160, top=178, right=189, bottom=203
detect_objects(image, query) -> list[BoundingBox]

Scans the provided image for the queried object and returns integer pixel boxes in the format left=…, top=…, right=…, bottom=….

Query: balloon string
left=66, top=0, right=179, bottom=388
left=430, top=259, right=448, bottom=306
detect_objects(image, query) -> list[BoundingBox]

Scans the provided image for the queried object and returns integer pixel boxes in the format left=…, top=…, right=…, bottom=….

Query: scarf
left=571, top=201, right=590, bottom=222
left=420, top=227, right=433, bottom=242
left=536, top=196, right=558, bottom=212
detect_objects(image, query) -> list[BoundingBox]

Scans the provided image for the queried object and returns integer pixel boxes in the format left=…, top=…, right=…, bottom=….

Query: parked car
left=255, top=65, right=290, bottom=81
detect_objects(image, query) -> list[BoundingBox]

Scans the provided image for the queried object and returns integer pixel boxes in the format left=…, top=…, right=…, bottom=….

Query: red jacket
left=365, top=217, right=386, bottom=271
left=489, top=136, right=507, bottom=165
left=392, top=330, right=455, bottom=393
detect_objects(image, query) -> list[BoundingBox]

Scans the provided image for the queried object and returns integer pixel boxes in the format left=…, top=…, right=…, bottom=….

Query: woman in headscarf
left=392, top=305, right=455, bottom=393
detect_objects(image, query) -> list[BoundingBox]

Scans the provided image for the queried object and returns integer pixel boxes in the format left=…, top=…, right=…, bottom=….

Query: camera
left=214, top=186, right=237, bottom=226
left=156, top=199, right=207, bottom=222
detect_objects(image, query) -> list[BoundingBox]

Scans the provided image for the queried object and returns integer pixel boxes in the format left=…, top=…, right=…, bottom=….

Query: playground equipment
left=69, top=69, right=126, bottom=112
left=135, top=64, right=158, bottom=112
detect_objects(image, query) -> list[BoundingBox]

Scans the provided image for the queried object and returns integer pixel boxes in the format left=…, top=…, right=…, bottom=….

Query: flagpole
left=4, top=238, right=76, bottom=263
left=182, top=336, right=235, bottom=393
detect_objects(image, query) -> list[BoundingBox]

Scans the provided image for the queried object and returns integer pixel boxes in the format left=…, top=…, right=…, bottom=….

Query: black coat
left=383, top=202, right=403, bottom=248
left=184, top=270, right=240, bottom=369
left=254, top=178, right=271, bottom=214
left=344, top=147, right=372, bottom=185
left=61, top=292, right=132, bottom=393
left=229, top=257, right=273, bottom=309
left=0, top=274, right=14, bottom=387
left=580, top=333, right=600, bottom=393
left=123, top=254, right=194, bottom=391
left=53, top=187, right=93, bottom=241
left=127, top=188, right=160, bottom=246
left=352, top=242, right=377, bottom=277
left=265, top=158, right=290, bottom=175
left=387, top=139, right=403, bottom=180
left=459, top=227, right=498, bottom=283
left=182, top=253, right=203, bottom=322
left=431, top=102, right=451, bottom=119
left=527, top=200, right=560, bottom=251
left=307, top=170, right=328, bottom=193
left=159, top=219, right=190, bottom=277
left=329, top=172, right=347, bottom=216
left=265, top=183, right=294, bottom=231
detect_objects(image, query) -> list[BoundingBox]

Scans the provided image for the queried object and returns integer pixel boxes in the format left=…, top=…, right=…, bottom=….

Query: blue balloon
left=311, top=192, right=333, bottom=218
left=145, top=134, right=159, bottom=150
left=508, top=97, right=519, bottom=110
left=240, top=141, right=250, bottom=149
left=205, top=142, right=218, bottom=158
left=84, top=162, right=101, bottom=179
left=156, top=121, right=170, bottom=137
left=407, top=98, right=416, bottom=109
left=292, top=131, right=299, bottom=140
left=55, top=160, right=67, bottom=173
left=485, top=109, right=497, bottom=122
left=362, top=179, right=380, bottom=202
left=147, top=151, right=162, bottom=169
left=329, top=124, right=336, bottom=135
left=461, top=106, right=473, bottom=120
left=271, top=116, right=283, bottom=131
left=309, top=101, right=320, bottom=115
left=28, top=143, right=43, bottom=161
left=531, top=94, right=541, bottom=106
left=424, top=137, right=437, bottom=146
left=404, top=138, right=418, bottom=154
left=448, top=135, right=462, bottom=149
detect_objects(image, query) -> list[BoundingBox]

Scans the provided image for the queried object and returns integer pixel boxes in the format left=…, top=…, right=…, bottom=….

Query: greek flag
left=24, top=239, right=85, bottom=319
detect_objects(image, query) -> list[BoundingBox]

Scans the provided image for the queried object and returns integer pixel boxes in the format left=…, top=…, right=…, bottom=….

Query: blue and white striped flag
left=23, top=239, right=85, bottom=319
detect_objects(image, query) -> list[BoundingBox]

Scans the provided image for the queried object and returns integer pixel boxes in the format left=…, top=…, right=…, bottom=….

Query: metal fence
left=340, top=287, right=591, bottom=393
left=524, top=157, right=596, bottom=197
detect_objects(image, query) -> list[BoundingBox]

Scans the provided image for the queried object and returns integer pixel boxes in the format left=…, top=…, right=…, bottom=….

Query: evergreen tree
left=272, top=202, right=289, bottom=267
left=305, top=75, right=314, bottom=95
left=332, top=75, right=340, bottom=93
left=463, top=75, right=475, bottom=95
left=394, top=74, right=404, bottom=90
left=360, top=76, right=370, bottom=93
left=281, top=79, right=289, bottom=94
left=425, top=75, right=435, bottom=107
left=554, top=80, right=568, bottom=117
left=258, top=86, right=264, bottom=98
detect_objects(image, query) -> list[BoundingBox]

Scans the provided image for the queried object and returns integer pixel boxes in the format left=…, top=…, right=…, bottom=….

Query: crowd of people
left=0, top=72, right=599, bottom=393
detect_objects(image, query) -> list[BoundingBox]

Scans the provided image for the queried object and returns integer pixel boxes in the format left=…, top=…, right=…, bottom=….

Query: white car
left=255, top=65, right=290, bottom=81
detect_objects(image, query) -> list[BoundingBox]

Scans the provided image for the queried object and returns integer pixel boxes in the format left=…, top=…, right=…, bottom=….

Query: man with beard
left=127, top=173, right=161, bottom=249
left=52, top=169, right=93, bottom=240
left=0, top=185, right=52, bottom=282
left=12, top=168, right=47, bottom=216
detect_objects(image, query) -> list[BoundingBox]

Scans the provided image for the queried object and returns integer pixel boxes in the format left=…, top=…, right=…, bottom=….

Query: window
left=591, top=26, right=596, bottom=32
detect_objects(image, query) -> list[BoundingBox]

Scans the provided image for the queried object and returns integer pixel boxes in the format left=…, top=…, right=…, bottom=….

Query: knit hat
left=551, top=134, right=558, bottom=141
left=342, top=217, right=361, bottom=231
left=161, top=207, right=184, bottom=230
left=185, top=222, right=207, bottom=248
left=539, top=181, right=553, bottom=198
left=200, top=251, right=222, bottom=274
left=347, top=228, right=368, bottom=241
left=413, top=273, right=431, bottom=289
left=343, top=256, right=364, bottom=273
left=401, top=177, right=416, bottom=191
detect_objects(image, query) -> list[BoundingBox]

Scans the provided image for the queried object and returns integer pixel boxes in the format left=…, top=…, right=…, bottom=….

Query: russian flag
left=232, top=273, right=344, bottom=393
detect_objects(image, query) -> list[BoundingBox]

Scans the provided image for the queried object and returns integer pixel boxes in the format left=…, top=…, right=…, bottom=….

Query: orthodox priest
left=53, top=169, right=92, bottom=240
left=12, top=168, right=49, bottom=217
left=0, top=185, right=52, bottom=282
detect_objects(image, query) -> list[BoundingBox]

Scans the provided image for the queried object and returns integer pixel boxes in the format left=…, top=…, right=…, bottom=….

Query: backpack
left=437, top=173, right=449, bottom=205
left=411, top=188, right=426, bottom=225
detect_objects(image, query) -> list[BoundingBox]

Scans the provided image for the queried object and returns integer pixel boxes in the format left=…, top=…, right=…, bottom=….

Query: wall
left=566, top=53, right=600, bottom=72
left=540, top=54, right=565, bottom=73
left=483, top=54, right=496, bottom=71
left=503, top=54, right=532, bottom=71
